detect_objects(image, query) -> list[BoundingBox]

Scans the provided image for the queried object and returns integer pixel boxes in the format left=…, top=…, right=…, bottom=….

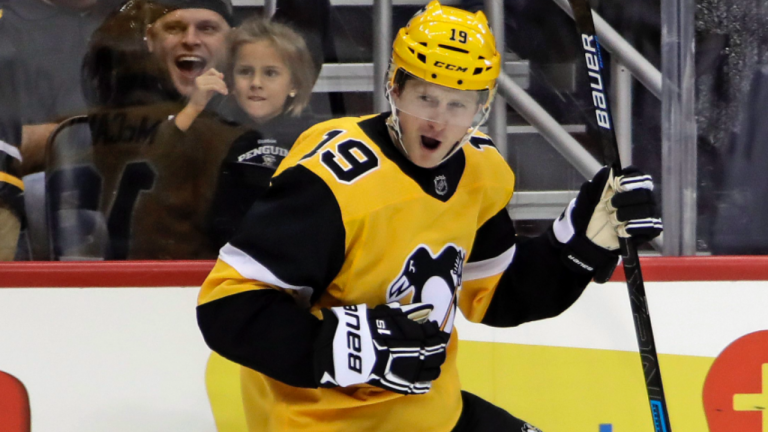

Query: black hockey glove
left=314, top=302, right=449, bottom=395
left=553, top=166, right=662, bottom=282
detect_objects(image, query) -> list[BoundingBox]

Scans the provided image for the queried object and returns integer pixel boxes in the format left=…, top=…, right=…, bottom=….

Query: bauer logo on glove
left=314, top=302, right=449, bottom=395
left=552, top=166, right=662, bottom=282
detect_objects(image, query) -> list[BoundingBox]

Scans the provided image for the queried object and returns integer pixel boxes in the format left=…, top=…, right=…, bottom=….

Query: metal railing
left=314, top=62, right=530, bottom=93
left=552, top=0, right=662, bottom=99
left=661, top=0, right=697, bottom=256
left=485, top=0, right=509, bottom=158
left=496, top=73, right=603, bottom=179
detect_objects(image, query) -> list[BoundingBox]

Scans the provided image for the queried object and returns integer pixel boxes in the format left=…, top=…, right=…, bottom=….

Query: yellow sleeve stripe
left=218, top=243, right=314, bottom=306
left=0, top=172, right=24, bottom=191
left=464, top=244, right=516, bottom=281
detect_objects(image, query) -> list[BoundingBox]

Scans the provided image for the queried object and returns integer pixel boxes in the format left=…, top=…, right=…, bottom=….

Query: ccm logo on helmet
left=433, top=61, right=468, bottom=73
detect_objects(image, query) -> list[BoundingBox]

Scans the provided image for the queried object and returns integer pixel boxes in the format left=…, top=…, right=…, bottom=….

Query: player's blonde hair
left=227, top=17, right=316, bottom=117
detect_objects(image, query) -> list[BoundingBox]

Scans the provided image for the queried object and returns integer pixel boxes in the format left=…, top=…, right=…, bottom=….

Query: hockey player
left=197, top=2, right=662, bottom=431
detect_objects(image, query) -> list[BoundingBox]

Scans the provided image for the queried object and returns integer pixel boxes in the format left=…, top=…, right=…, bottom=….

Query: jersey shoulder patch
left=467, top=132, right=497, bottom=151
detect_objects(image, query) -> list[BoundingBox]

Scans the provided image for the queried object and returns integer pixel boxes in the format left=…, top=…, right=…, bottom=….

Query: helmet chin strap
left=385, top=83, right=410, bottom=158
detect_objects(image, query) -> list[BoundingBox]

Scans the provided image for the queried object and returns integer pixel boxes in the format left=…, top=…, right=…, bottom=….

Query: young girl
left=206, top=17, right=319, bottom=246
left=173, top=15, right=316, bottom=140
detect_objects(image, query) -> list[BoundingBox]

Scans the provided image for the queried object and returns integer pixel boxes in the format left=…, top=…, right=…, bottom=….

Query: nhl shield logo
left=434, top=175, right=448, bottom=195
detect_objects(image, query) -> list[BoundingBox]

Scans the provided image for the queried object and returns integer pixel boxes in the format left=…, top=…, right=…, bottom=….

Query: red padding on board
left=1, top=257, right=768, bottom=288
left=0, top=261, right=215, bottom=287
left=610, top=256, right=768, bottom=282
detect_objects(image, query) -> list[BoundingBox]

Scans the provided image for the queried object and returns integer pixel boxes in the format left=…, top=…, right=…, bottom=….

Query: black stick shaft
left=566, top=1, right=672, bottom=431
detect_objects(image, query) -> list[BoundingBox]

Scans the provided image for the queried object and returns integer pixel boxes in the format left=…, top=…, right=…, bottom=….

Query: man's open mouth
left=175, top=55, right=207, bottom=75
left=421, top=135, right=442, bottom=150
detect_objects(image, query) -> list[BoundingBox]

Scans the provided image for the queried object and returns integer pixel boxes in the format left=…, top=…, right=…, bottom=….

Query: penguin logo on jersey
left=434, top=175, right=448, bottom=195
left=522, top=423, right=542, bottom=432
left=387, top=244, right=465, bottom=333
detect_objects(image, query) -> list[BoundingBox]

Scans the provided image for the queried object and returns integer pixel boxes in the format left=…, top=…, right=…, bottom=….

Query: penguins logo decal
left=387, top=244, right=465, bottom=333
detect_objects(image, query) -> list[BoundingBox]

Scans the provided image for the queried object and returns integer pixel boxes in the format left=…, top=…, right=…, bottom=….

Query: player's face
left=232, top=40, right=296, bottom=124
left=146, top=9, right=230, bottom=97
left=392, top=79, right=481, bottom=168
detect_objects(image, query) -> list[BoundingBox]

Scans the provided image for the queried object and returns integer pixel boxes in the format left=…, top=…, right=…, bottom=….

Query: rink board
left=0, top=258, right=766, bottom=432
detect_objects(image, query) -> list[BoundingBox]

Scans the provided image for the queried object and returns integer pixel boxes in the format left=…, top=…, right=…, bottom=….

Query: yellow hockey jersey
left=198, top=113, right=593, bottom=432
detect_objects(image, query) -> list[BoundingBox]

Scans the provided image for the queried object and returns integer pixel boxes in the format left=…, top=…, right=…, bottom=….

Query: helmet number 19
left=449, top=29, right=468, bottom=44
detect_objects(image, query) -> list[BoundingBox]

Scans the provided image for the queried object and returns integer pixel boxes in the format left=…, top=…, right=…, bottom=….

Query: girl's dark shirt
left=209, top=96, right=321, bottom=249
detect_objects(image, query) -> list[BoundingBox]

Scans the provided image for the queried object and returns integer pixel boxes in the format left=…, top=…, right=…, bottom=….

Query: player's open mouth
left=421, top=135, right=441, bottom=150
left=175, top=55, right=207, bottom=77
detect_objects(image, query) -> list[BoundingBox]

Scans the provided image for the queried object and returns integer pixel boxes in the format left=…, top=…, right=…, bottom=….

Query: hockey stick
left=564, top=1, right=673, bottom=431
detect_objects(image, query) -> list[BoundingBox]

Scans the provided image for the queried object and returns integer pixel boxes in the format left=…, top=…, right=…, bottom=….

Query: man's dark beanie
left=152, top=0, right=234, bottom=26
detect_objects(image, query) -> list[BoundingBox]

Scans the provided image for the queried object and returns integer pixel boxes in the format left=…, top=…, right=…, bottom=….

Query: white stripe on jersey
left=0, top=140, right=22, bottom=161
left=552, top=198, right=577, bottom=244
left=464, top=244, right=517, bottom=281
left=626, top=218, right=664, bottom=229
left=219, top=243, right=314, bottom=307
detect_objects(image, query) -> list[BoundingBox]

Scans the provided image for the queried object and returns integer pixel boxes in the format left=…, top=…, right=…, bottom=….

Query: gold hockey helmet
left=389, top=0, right=501, bottom=92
